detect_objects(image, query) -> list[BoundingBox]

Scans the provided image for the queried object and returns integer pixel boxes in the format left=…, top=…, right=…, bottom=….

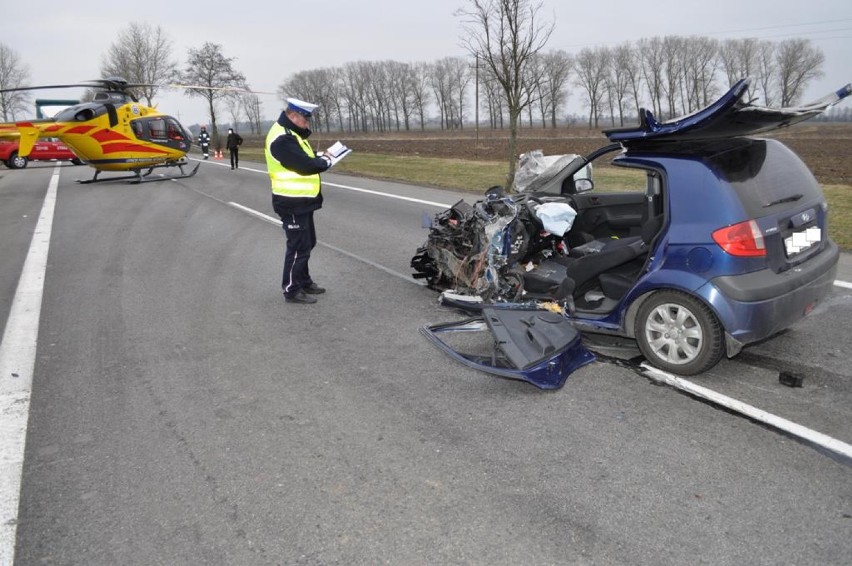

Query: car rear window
left=706, top=139, right=822, bottom=217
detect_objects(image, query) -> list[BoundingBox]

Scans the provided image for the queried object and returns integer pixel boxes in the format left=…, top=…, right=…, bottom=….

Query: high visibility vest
left=265, top=123, right=321, bottom=198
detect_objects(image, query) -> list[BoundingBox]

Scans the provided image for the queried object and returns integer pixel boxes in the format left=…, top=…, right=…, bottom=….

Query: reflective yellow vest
left=265, top=123, right=321, bottom=198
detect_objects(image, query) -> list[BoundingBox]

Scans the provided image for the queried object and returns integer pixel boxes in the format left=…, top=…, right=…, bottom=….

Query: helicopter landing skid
left=77, top=161, right=201, bottom=184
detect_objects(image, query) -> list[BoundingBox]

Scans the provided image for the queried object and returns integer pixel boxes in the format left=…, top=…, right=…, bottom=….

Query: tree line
left=0, top=15, right=840, bottom=144
left=285, top=34, right=829, bottom=134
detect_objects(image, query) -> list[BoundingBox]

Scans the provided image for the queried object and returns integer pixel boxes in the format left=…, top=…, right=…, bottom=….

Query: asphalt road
left=1, top=159, right=851, bottom=565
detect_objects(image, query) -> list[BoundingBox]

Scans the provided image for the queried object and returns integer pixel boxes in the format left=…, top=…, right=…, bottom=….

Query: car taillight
left=712, top=219, right=766, bottom=257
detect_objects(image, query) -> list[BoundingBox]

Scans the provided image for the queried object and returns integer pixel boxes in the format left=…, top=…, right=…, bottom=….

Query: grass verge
left=241, top=149, right=852, bottom=250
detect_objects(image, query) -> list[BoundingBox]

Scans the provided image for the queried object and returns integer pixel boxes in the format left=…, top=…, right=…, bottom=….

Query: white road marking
left=226, top=202, right=424, bottom=285
left=0, top=167, right=59, bottom=565
left=323, top=181, right=451, bottom=208
left=640, top=363, right=852, bottom=463
left=0, top=161, right=846, bottom=561
left=191, top=156, right=451, bottom=208
left=227, top=192, right=852, bottom=462
left=193, top=157, right=852, bottom=288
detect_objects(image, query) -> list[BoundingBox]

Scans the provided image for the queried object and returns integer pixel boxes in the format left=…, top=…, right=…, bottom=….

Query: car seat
left=558, top=214, right=663, bottom=300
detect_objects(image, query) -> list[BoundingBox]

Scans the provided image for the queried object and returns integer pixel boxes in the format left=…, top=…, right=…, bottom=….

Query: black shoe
left=302, top=283, right=326, bottom=294
left=284, top=291, right=317, bottom=304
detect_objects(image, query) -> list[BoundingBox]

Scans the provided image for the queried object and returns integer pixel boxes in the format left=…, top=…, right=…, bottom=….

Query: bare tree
left=242, top=93, right=263, bottom=134
left=340, top=61, right=370, bottom=132
left=602, top=55, right=618, bottom=127
left=429, top=58, right=456, bottom=129
left=776, top=38, right=825, bottom=106
left=620, top=41, right=644, bottom=119
left=0, top=43, right=31, bottom=121
left=280, top=67, right=339, bottom=132
left=526, top=54, right=546, bottom=127
left=100, top=22, right=177, bottom=106
left=609, top=44, right=634, bottom=126
left=225, top=94, right=242, bottom=131
left=538, top=50, right=573, bottom=127
left=717, top=38, right=758, bottom=99
left=448, top=58, right=472, bottom=129
left=323, top=67, right=346, bottom=132
left=457, top=0, right=555, bottom=189
left=755, top=40, right=777, bottom=105
left=574, top=47, right=608, bottom=128
left=383, top=61, right=426, bottom=131
left=385, top=61, right=407, bottom=130
left=639, top=37, right=665, bottom=118
left=480, top=65, right=506, bottom=128
left=181, top=42, right=246, bottom=148
left=681, top=36, right=718, bottom=112
left=660, top=36, right=685, bottom=119
left=410, top=63, right=433, bottom=130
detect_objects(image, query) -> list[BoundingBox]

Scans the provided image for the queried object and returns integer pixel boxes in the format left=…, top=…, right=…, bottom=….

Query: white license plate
left=785, top=227, right=821, bottom=256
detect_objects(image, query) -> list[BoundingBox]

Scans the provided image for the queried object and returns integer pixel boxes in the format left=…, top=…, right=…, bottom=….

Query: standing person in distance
left=226, top=128, right=243, bottom=169
left=266, top=98, right=333, bottom=304
left=198, top=125, right=211, bottom=159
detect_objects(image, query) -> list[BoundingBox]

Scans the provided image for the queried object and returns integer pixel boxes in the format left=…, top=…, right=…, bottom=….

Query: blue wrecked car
left=412, top=78, right=850, bottom=385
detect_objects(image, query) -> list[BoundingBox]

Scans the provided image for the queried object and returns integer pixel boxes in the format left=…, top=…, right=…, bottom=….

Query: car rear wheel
left=8, top=152, right=28, bottom=169
left=635, top=290, right=724, bottom=375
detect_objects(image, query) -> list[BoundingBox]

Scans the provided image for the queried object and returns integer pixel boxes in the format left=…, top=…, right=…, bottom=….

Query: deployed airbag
left=534, top=202, right=577, bottom=236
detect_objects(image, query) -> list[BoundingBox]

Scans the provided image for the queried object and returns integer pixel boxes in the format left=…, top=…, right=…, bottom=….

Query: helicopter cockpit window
left=148, top=119, right=166, bottom=139
left=131, top=121, right=143, bottom=139
left=166, top=119, right=185, bottom=141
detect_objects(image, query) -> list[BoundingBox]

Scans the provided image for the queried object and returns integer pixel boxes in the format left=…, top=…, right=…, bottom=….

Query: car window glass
left=708, top=140, right=822, bottom=216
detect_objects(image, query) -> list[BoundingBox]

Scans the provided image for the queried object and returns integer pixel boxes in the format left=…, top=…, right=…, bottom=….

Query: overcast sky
left=3, top=0, right=850, bottom=126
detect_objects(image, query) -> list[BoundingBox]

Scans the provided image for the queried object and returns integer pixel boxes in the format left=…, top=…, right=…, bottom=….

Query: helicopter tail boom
left=14, top=123, right=42, bottom=158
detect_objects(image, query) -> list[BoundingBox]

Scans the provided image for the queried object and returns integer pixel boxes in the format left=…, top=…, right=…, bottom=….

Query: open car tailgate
left=604, top=79, right=852, bottom=145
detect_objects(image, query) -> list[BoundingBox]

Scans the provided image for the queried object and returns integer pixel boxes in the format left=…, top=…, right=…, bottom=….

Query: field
left=319, top=122, right=852, bottom=186
left=241, top=122, right=852, bottom=248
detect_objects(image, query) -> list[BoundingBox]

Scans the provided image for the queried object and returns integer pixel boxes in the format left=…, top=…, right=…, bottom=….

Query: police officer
left=198, top=126, right=211, bottom=159
left=266, top=98, right=332, bottom=304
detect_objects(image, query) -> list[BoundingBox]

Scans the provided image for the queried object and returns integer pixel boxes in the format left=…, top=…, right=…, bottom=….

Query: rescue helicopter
left=0, top=78, right=199, bottom=183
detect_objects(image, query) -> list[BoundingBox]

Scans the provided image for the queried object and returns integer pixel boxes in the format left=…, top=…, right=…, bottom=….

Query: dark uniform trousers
left=280, top=210, right=317, bottom=296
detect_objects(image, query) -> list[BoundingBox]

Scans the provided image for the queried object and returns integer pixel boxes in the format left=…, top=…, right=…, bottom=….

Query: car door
left=568, top=152, right=650, bottom=241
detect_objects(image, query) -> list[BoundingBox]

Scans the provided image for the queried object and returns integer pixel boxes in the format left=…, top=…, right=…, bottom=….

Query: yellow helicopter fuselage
left=5, top=101, right=192, bottom=172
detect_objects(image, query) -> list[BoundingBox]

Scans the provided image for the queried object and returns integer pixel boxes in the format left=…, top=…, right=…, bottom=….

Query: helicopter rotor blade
left=166, top=84, right=275, bottom=95
left=0, top=83, right=99, bottom=94
left=0, top=79, right=142, bottom=94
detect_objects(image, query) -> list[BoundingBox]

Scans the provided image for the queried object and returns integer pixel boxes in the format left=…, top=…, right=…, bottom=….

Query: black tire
left=635, top=290, right=724, bottom=375
left=8, top=151, right=27, bottom=169
left=71, top=158, right=83, bottom=165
